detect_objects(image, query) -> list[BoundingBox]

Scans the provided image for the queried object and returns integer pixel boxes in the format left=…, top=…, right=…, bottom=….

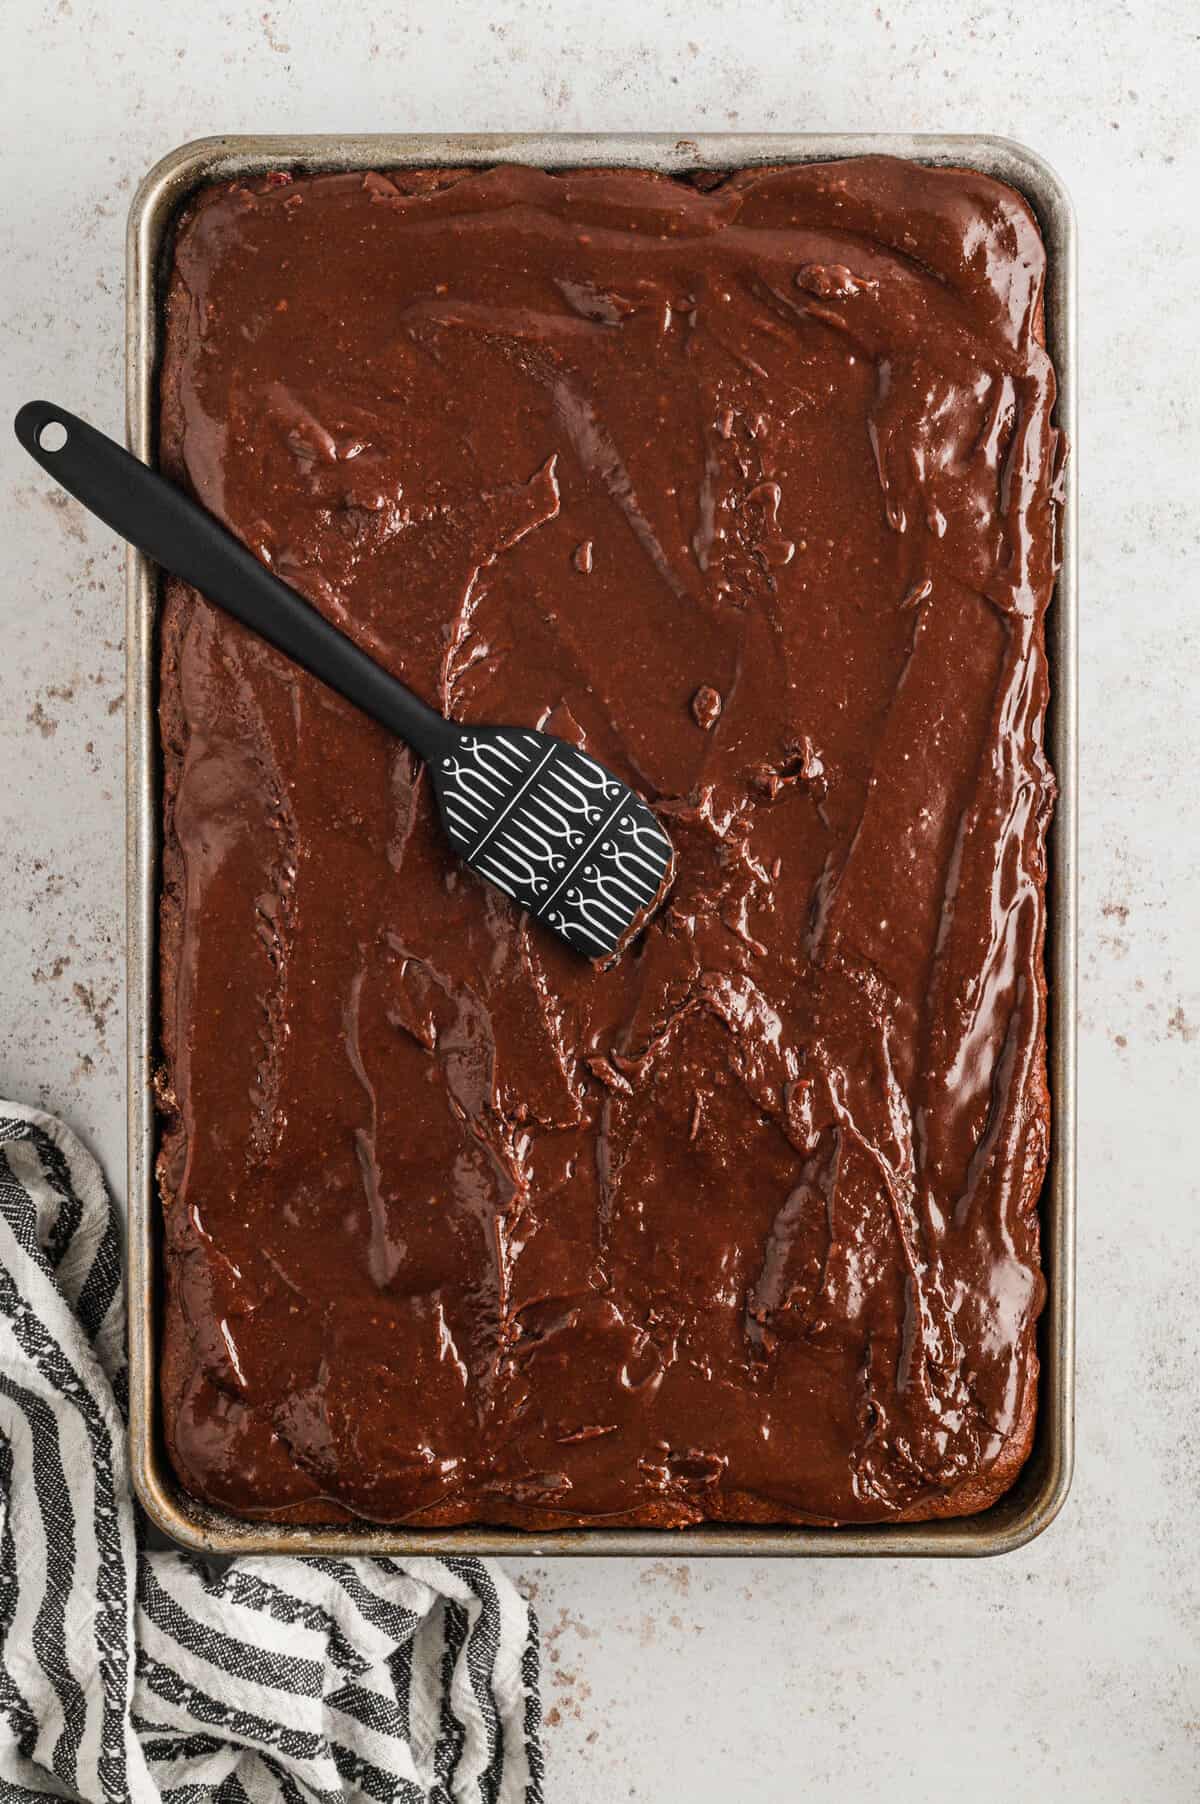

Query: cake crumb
left=690, top=685, right=722, bottom=730
left=27, top=701, right=58, bottom=738
left=573, top=540, right=594, bottom=574
left=1167, top=1005, right=1196, bottom=1044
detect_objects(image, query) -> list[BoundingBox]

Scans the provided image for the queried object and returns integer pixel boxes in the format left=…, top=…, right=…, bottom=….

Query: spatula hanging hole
left=38, top=420, right=68, bottom=453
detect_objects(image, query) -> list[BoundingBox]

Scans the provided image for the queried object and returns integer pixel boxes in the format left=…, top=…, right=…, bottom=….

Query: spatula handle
left=14, top=400, right=454, bottom=765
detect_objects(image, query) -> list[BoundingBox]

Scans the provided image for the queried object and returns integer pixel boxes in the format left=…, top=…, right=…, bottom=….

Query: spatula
left=15, top=400, right=674, bottom=960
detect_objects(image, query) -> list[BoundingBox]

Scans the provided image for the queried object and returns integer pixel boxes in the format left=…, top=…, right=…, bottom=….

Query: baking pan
left=126, top=134, right=1077, bottom=1557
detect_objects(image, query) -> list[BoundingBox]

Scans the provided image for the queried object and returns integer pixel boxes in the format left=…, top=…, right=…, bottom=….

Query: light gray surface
left=1, top=2, right=1196, bottom=1799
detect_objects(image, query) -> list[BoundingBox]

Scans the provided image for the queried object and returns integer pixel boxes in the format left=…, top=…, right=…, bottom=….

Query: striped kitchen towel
left=0, top=1102, right=544, bottom=1803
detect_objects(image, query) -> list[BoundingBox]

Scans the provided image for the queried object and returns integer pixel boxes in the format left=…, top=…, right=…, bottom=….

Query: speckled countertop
left=2, top=1, right=1197, bottom=1797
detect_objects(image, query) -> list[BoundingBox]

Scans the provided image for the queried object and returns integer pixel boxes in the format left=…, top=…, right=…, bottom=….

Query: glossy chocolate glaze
left=157, top=158, right=1059, bottom=1527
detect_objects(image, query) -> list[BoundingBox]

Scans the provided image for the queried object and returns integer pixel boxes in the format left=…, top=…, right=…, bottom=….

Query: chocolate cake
left=156, top=158, right=1060, bottom=1527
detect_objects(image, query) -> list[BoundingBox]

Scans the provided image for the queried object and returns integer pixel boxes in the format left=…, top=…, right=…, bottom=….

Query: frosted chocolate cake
left=156, top=157, right=1060, bottom=1526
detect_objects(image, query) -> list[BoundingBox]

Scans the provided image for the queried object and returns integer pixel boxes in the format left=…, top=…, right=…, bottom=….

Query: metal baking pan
left=126, top=133, right=1076, bottom=1557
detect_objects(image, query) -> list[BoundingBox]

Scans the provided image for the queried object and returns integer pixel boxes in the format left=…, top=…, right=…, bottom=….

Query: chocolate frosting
left=157, top=158, right=1059, bottom=1527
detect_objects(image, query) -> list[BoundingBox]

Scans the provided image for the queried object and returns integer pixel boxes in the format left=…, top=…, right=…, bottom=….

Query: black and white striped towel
left=0, top=1102, right=544, bottom=1803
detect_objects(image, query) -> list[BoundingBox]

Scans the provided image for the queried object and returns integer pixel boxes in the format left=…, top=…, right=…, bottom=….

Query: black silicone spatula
left=15, top=401, right=674, bottom=960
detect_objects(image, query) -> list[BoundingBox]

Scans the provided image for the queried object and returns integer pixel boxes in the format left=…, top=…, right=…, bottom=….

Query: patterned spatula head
left=429, top=726, right=674, bottom=958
